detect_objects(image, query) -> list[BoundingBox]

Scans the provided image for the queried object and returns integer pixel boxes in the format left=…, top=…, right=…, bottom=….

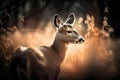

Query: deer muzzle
left=76, top=37, right=85, bottom=44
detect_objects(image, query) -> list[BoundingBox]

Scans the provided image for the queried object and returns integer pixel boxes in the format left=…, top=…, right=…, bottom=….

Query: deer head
left=54, top=13, right=85, bottom=44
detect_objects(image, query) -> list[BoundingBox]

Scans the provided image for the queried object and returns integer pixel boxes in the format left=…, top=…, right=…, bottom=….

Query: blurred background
left=0, top=0, right=120, bottom=80
left=0, top=0, right=120, bottom=37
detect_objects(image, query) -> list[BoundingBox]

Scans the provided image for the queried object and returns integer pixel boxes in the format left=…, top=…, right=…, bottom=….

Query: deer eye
left=67, top=31, right=72, bottom=33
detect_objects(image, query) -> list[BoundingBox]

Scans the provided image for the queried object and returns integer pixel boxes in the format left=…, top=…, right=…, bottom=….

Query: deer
left=10, top=13, right=85, bottom=80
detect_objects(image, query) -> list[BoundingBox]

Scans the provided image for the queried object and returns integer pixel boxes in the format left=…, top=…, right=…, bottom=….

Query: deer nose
left=76, top=37, right=85, bottom=43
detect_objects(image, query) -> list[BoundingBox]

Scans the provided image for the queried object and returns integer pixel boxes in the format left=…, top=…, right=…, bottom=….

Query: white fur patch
left=19, top=46, right=28, bottom=51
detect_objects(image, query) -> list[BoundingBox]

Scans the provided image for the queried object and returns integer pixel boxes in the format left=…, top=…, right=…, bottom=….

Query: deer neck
left=51, top=33, right=68, bottom=61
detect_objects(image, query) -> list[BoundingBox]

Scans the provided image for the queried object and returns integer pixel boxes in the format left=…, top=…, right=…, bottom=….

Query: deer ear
left=65, top=13, right=75, bottom=25
left=54, top=14, right=63, bottom=28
